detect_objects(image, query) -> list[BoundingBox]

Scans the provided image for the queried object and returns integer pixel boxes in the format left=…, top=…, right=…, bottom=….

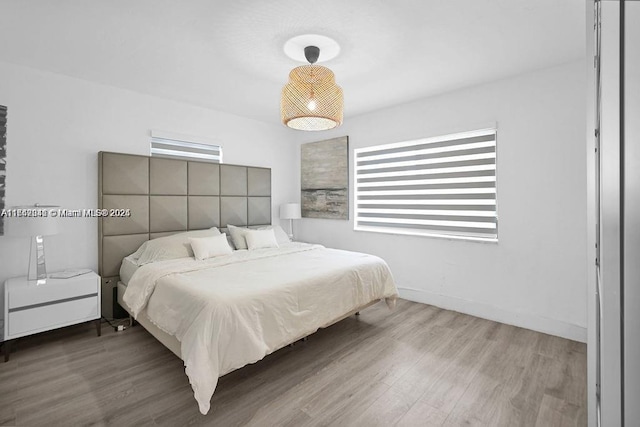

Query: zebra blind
left=150, top=131, right=222, bottom=163
left=354, top=128, right=497, bottom=241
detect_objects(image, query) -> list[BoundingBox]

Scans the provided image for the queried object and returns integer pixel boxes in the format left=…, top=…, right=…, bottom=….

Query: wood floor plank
left=534, top=394, right=584, bottom=427
left=235, top=336, right=426, bottom=426
left=348, top=385, right=419, bottom=427
left=244, top=409, right=312, bottom=427
left=540, top=343, right=587, bottom=407
left=298, top=338, right=396, bottom=417
left=0, top=383, right=16, bottom=427
left=0, top=299, right=587, bottom=426
left=489, top=353, right=565, bottom=426
left=395, top=399, right=449, bottom=427
left=305, top=379, right=391, bottom=426
left=416, top=335, right=494, bottom=414
left=391, top=325, right=468, bottom=400
left=441, top=373, right=503, bottom=426
left=16, top=377, right=137, bottom=426
left=0, top=392, right=17, bottom=423
left=442, top=336, right=534, bottom=425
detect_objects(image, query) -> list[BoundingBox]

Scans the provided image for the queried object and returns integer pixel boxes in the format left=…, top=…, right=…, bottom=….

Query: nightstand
left=2, top=271, right=101, bottom=362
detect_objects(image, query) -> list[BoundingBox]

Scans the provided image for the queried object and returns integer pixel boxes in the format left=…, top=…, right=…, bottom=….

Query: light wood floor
left=0, top=299, right=586, bottom=426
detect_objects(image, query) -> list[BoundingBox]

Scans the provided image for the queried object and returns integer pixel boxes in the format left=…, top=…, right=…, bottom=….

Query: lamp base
left=288, top=219, right=295, bottom=241
left=28, top=235, right=47, bottom=283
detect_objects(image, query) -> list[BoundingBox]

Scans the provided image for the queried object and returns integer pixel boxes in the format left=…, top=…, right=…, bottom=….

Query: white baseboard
left=398, top=287, right=587, bottom=343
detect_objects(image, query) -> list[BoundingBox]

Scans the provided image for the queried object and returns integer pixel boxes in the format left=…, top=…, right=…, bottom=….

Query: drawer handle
left=9, top=293, right=99, bottom=313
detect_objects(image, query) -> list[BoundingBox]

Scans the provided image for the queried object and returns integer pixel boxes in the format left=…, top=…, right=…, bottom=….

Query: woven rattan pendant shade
left=281, top=64, right=343, bottom=131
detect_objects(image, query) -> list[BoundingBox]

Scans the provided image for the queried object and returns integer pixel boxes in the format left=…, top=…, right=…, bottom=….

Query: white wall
left=293, top=60, right=588, bottom=342
left=0, top=59, right=588, bottom=344
left=0, top=61, right=297, bottom=326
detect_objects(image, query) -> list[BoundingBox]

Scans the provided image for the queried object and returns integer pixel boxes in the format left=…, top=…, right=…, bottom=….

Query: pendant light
left=281, top=46, right=344, bottom=131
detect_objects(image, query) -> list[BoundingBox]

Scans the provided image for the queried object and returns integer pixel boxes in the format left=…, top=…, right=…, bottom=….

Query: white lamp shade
left=280, top=203, right=301, bottom=220
left=5, top=205, right=60, bottom=237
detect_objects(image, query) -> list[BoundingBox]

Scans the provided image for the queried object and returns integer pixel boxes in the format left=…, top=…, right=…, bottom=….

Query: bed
left=98, top=152, right=398, bottom=414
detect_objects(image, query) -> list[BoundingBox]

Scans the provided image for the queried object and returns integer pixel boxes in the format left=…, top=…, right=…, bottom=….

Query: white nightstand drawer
left=8, top=276, right=99, bottom=309
left=8, top=296, right=99, bottom=337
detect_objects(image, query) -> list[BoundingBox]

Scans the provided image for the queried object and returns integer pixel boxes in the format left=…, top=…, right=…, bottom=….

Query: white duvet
left=123, top=242, right=398, bottom=415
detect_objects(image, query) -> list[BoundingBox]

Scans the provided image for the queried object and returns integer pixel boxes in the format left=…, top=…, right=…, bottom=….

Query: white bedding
left=123, top=242, right=398, bottom=415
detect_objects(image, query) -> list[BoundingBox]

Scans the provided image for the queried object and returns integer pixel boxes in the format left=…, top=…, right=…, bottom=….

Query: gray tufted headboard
left=98, top=151, right=271, bottom=317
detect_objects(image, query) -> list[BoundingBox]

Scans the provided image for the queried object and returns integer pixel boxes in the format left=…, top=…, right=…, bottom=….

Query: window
left=150, top=131, right=222, bottom=163
left=354, top=128, right=497, bottom=241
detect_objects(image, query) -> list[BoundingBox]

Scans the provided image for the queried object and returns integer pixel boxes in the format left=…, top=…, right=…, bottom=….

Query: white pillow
left=227, top=224, right=251, bottom=250
left=135, top=228, right=221, bottom=265
left=130, top=240, right=149, bottom=261
left=245, top=229, right=279, bottom=250
left=225, top=234, right=236, bottom=250
left=189, top=234, right=233, bottom=260
left=258, top=225, right=291, bottom=245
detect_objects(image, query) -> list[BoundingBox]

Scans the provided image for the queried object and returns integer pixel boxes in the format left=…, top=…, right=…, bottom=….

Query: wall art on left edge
left=0, top=105, right=6, bottom=235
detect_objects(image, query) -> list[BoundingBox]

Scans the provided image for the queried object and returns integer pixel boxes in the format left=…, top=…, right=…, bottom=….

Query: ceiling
left=0, top=0, right=585, bottom=125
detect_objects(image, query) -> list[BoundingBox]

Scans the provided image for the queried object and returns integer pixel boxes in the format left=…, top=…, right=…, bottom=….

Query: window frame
left=150, top=130, right=222, bottom=163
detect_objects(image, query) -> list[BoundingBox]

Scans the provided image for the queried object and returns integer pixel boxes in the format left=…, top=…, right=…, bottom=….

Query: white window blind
left=354, top=128, right=497, bottom=241
left=150, top=131, right=222, bottom=163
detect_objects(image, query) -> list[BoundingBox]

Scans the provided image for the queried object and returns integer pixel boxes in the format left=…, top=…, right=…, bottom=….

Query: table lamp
left=279, top=203, right=301, bottom=240
left=5, top=204, right=59, bottom=283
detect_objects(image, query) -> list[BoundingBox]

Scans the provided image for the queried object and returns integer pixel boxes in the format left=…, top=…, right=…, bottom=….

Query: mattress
left=119, top=255, right=139, bottom=286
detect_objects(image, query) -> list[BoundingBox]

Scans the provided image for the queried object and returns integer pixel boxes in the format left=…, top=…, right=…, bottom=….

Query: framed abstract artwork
left=0, top=105, right=6, bottom=235
left=301, top=136, right=348, bottom=220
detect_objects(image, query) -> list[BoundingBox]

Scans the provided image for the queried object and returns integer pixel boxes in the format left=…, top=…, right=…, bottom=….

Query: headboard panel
left=98, top=151, right=271, bottom=317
